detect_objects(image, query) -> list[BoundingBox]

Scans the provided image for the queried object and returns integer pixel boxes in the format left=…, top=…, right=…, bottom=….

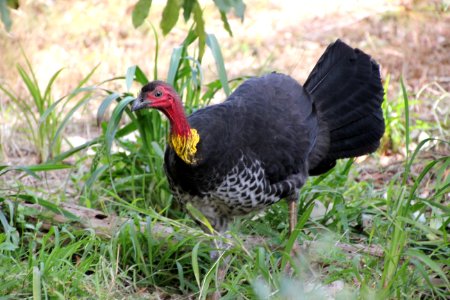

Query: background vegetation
left=0, top=0, right=449, bottom=299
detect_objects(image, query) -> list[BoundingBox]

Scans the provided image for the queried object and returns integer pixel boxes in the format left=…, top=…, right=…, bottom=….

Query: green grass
left=0, top=52, right=97, bottom=163
left=1, top=31, right=449, bottom=299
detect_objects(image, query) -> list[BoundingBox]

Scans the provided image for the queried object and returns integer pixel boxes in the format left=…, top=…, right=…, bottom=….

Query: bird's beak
left=131, top=96, right=147, bottom=112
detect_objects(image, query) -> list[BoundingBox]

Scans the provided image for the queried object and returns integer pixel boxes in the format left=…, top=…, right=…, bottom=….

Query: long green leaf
left=407, top=248, right=450, bottom=286
left=192, top=1, right=206, bottom=61
left=97, top=92, right=121, bottom=126
left=17, top=64, right=42, bottom=112
left=219, top=10, right=233, bottom=36
left=12, top=194, right=79, bottom=221
left=135, top=65, right=149, bottom=85
left=401, top=77, right=410, bottom=184
left=39, top=87, right=95, bottom=126
left=206, top=33, right=230, bottom=96
left=192, top=241, right=201, bottom=288
left=32, top=266, right=41, bottom=300
left=43, top=68, right=64, bottom=101
left=126, top=65, right=136, bottom=91
left=84, top=164, right=109, bottom=192
left=182, top=0, right=194, bottom=21
left=49, top=137, right=101, bottom=163
left=167, top=46, right=183, bottom=86
left=0, top=163, right=72, bottom=178
left=150, top=22, right=159, bottom=80
left=50, top=93, right=94, bottom=153
left=105, top=96, right=135, bottom=155
left=74, top=64, right=100, bottom=91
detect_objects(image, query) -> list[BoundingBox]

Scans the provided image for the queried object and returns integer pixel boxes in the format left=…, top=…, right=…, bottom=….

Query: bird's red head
left=131, top=81, right=191, bottom=137
left=131, top=81, right=178, bottom=112
left=131, top=81, right=199, bottom=164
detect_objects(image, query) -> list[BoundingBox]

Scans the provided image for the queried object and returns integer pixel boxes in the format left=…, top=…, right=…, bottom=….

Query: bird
left=131, top=39, right=384, bottom=243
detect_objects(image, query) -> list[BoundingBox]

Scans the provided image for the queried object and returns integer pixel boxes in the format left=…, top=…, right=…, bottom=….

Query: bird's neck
left=165, top=99, right=200, bottom=165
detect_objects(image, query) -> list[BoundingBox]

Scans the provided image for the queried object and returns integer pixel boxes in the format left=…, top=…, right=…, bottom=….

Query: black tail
left=305, top=39, right=385, bottom=176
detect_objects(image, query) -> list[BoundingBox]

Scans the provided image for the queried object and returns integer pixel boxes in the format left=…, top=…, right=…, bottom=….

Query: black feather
left=151, top=39, right=385, bottom=231
left=305, top=39, right=384, bottom=175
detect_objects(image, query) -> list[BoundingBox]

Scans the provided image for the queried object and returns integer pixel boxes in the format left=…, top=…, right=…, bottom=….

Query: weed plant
left=0, top=31, right=449, bottom=299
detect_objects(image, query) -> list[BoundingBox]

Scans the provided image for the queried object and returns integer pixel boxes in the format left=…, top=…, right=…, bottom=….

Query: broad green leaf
left=125, top=65, right=149, bottom=88
left=160, top=0, right=180, bottom=35
left=182, top=0, right=194, bottom=21
left=132, top=0, right=152, bottom=28
left=134, top=65, right=149, bottom=85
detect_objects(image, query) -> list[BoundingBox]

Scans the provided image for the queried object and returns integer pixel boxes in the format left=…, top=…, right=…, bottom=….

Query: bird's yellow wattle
left=170, top=128, right=200, bottom=164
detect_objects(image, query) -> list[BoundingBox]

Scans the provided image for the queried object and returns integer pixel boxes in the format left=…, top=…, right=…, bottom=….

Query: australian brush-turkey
left=131, top=39, right=384, bottom=238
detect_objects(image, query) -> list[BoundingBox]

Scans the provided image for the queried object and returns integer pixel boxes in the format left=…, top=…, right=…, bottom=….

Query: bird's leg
left=288, top=196, right=298, bottom=236
left=287, top=190, right=301, bottom=255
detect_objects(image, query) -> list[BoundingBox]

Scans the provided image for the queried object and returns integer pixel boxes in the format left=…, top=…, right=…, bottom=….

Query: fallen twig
left=19, top=201, right=384, bottom=258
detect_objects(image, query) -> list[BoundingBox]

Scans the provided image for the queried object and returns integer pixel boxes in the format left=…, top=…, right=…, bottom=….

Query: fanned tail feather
left=305, top=39, right=385, bottom=175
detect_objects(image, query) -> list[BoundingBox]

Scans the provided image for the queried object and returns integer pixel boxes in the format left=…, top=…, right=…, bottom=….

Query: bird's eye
left=154, top=90, right=163, bottom=97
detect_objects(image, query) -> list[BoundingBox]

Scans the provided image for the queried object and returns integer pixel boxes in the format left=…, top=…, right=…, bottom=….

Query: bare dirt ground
left=0, top=0, right=448, bottom=173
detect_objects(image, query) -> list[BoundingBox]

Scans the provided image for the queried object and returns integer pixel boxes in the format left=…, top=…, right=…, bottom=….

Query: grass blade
left=192, top=241, right=201, bottom=288
left=43, top=68, right=64, bottom=101
left=17, top=64, right=42, bottom=112
left=407, top=248, right=450, bottom=286
left=32, top=266, right=41, bottom=300
left=105, top=96, right=135, bottom=155
left=206, top=33, right=230, bottom=96
left=96, top=92, right=121, bottom=126
left=400, top=77, right=410, bottom=184
left=0, top=163, right=72, bottom=178
left=167, top=46, right=183, bottom=86
left=126, top=65, right=136, bottom=91
left=50, top=93, right=93, bottom=154
left=150, top=22, right=159, bottom=80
